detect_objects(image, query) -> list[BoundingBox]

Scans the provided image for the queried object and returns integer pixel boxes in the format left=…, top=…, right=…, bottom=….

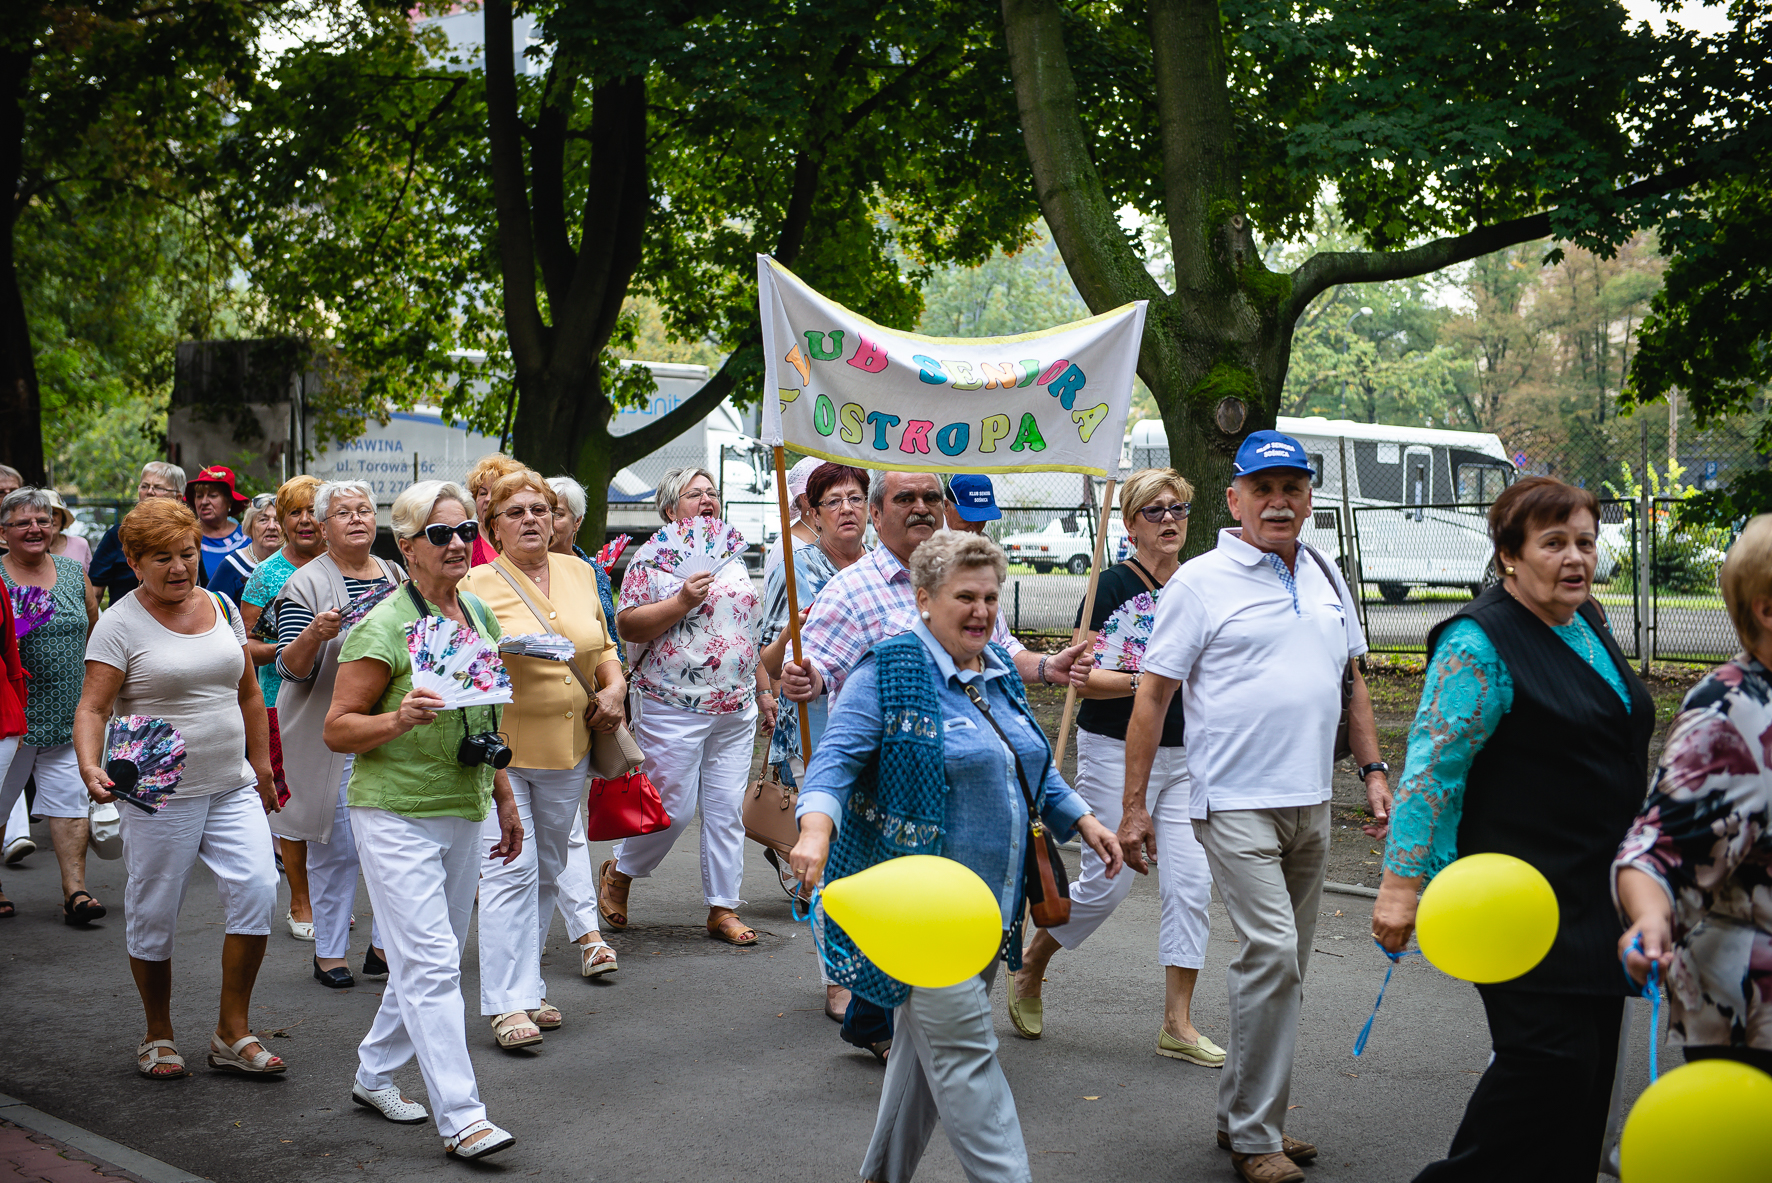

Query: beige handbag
left=743, top=762, right=800, bottom=855
left=489, top=561, right=645, bottom=780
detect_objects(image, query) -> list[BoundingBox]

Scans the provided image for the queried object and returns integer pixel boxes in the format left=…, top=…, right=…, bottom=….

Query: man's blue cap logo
left=1232, top=430, right=1314, bottom=478
left=946, top=473, right=1001, bottom=522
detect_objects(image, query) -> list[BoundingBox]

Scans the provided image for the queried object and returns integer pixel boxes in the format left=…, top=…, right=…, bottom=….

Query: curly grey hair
left=315, top=479, right=376, bottom=523
left=654, top=467, right=717, bottom=522
left=909, top=530, right=1008, bottom=595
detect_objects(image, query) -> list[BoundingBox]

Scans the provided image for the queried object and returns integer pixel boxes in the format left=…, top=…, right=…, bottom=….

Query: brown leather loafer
left=1231, top=1151, right=1305, bottom=1183
left=1218, top=1131, right=1318, bottom=1163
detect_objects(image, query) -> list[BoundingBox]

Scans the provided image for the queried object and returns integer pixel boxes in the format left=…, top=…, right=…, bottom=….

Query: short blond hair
left=465, top=453, right=525, bottom=498
left=909, top=530, right=1007, bottom=595
left=484, top=469, right=556, bottom=550
left=119, top=497, right=202, bottom=563
left=1121, top=467, right=1194, bottom=526
left=275, top=474, right=323, bottom=521
left=391, top=480, right=472, bottom=539
left=1721, top=514, right=1772, bottom=649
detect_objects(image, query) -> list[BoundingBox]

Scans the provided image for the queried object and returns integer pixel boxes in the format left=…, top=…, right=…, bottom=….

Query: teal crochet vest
left=815, top=634, right=1039, bottom=1008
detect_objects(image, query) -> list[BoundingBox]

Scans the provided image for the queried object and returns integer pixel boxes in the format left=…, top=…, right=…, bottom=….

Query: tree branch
left=483, top=0, right=546, bottom=364
left=1001, top=0, right=1164, bottom=313
left=556, top=74, right=647, bottom=378
left=1284, top=163, right=1705, bottom=325
left=365, top=77, right=466, bottom=257
left=614, top=351, right=743, bottom=459
left=530, top=61, right=578, bottom=311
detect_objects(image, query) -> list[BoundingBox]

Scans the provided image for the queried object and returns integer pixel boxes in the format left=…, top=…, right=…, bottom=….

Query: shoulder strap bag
left=1300, top=544, right=1357, bottom=761
left=961, top=681, right=1072, bottom=929
left=488, top=560, right=644, bottom=779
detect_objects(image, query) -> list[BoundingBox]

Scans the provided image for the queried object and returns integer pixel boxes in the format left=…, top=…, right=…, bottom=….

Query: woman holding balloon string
left=1371, top=475, right=1653, bottom=1182
left=789, top=531, right=1122, bottom=1183
left=1613, top=513, right=1772, bottom=1076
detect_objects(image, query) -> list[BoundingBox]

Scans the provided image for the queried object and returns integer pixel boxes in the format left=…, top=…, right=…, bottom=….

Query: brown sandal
left=706, top=910, right=758, bottom=946
left=597, top=859, right=630, bottom=930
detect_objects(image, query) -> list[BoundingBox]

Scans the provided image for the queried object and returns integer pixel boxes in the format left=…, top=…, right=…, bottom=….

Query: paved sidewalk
left=0, top=1112, right=201, bottom=1183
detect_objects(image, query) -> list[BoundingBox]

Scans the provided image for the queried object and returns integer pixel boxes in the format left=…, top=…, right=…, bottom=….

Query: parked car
left=1000, top=515, right=1128, bottom=574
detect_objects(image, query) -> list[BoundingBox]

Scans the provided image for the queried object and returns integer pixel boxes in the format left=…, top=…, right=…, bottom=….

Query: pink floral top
left=618, top=562, right=761, bottom=715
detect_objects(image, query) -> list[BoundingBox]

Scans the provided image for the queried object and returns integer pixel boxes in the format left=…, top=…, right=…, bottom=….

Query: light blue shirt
left=799, top=621, right=1089, bottom=926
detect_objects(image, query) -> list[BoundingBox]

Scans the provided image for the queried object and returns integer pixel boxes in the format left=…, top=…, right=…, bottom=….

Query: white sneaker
left=286, top=911, right=315, bottom=941
left=351, top=1081, right=429, bottom=1124
left=4, top=837, right=34, bottom=865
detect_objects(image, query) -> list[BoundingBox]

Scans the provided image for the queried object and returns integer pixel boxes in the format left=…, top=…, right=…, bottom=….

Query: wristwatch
left=1358, top=761, right=1390, bottom=781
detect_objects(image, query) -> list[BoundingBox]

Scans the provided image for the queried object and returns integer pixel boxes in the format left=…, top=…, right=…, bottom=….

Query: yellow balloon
left=821, top=855, right=1003, bottom=989
left=1621, top=1059, right=1772, bottom=1182
left=1415, top=852, right=1558, bottom=983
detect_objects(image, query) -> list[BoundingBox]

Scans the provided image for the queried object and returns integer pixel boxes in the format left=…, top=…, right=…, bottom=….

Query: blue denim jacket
left=799, top=621, right=1090, bottom=927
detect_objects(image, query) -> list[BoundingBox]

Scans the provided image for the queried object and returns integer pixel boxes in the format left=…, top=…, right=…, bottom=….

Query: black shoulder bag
left=1301, top=544, right=1357, bottom=761
left=961, top=682, right=1072, bottom=929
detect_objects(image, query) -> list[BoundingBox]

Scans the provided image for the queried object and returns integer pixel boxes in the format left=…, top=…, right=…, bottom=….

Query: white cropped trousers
left=305, top=756, right=382, bottom=959
left=119, top=784, right=278, bottom=961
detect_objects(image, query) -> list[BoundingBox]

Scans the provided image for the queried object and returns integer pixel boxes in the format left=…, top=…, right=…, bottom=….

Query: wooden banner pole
left=772, top=445, right=815, bottom=760
left=1052, top=478, right=1116, bottom=771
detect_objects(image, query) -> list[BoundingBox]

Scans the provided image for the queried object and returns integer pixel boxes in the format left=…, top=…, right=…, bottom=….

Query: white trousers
left=306, top=756, right=382, bottom=959
left=120, top=785, right=278, bottom=961
left=351, top=808, right=486, bottom=1140
left=478, top=756, right=597, bottom=1013
left=1046, top=731, right=1211, bottom=968
left=0, top=742, right=87, bottom=819
left=614, top=700, right=757, bottom=909
left=5, top=781, right=27, bottom=841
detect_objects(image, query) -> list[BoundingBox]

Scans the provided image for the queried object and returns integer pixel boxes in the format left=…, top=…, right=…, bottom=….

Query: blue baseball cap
left=1233, top=430, right=1315, bottom=478
left=946, top=474, right=1001, bottom=522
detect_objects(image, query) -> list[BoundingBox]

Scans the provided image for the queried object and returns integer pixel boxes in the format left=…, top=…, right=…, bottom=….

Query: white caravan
left=1126, top=416, right=1515, bottom=601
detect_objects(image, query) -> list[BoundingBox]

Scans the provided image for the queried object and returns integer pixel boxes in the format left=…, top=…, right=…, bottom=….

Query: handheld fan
left=632, top=515, right=749, bottom=580
left=593, top=534, right=630, bottom=572
left=1092, top=591, right=1158, bottom=673
left=9, top=585, right=53, bottom=640
left=104, top=715, right=187, bottom=814
left=406, top=617, right=514, bottom=708
left=337, top=580, right=398, bottom=630
left=498, top=632, right=575, bottom=662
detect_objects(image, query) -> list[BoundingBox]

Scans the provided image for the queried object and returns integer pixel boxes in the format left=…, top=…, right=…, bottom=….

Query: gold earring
left=1504, top=566, right=1515, bottom=576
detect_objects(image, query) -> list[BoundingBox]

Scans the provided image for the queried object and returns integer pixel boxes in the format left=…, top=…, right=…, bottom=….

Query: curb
left=0, top=1096, right=209, bottom=1183
left=1322, top=880, right=1379, bottom=899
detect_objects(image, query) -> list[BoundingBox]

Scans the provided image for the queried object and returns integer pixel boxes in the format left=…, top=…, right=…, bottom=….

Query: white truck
left=1127, top=416, right=1518, bottom=601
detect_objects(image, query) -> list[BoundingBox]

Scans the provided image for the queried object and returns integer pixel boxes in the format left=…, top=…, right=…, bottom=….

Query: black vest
left=1425, top=587, right=1652, bottom=994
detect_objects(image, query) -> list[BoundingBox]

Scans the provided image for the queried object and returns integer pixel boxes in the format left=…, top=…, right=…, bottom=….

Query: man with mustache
left=1120, top=431, right=1391, bottom=1183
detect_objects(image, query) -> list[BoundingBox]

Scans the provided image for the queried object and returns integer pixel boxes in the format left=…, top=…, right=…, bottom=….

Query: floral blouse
left=1613, top=656, right=1772, bottom=1050
left=618, top=561, right=760, bottom=716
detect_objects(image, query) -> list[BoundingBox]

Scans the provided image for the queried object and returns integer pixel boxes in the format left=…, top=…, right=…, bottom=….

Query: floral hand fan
left=1093, top=591, right=1158, bottom=673
left=406, top=616, right=514, bottom=708
left=9, top=585, right=53, bottom=640
left=498, top=632, right=575, bottom=662
left=593, top=534, right=630, bottom=572
left=337, top=580, right=398, bottom=630
left=104, top=715, right=187, bottom=814
left=633, top=515, right=748, bottom=579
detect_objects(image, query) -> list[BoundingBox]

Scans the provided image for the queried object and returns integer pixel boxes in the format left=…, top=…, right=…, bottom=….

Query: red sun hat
left=185, top=465, right=252, bottom=512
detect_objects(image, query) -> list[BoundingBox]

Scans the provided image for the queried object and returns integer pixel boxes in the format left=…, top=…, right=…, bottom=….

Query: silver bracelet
left=1037, top=654, right=1051, bottom=684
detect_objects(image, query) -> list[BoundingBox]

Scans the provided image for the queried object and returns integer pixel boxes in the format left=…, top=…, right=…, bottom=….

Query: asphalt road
left=0, top=818, right=1656, bottom=1183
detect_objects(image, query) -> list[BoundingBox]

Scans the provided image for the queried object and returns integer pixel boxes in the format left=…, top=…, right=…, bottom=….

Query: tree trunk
left=0, top=44, right=44, bottom=485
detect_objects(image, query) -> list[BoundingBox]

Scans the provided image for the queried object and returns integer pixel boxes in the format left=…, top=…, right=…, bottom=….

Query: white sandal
left=444, top=1119, right=515, bottom=1160
left=352, top=1081, right=429, bottom=1124
left=580, top=940, right=618, bottom=978
left=285, top=911, right=315, bottom=941
left=136, top=1039, right=189, bottom=1080
left=490, top=1011, right=542, bottom=1049
left=527, top=1000, right=562, bottom=1030
left=208, top=1033, right=287, bottom=1074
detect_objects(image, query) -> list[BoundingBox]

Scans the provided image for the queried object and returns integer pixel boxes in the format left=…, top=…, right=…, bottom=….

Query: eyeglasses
left=2, top=517, right=53, bottom=531
left=420, top=521, right=479, bottom=546
left=137, top=482, right=177, bottom=497
left=328, top=506, right=377, bottom=522
left=1136, top=503, right=1191, bottom=522
left=892, top=492, right=947, bottom=507
left=818, top=495, right=867, bottom=511
left=677, top=486, right=719, bottom=502
left=499, top=505, right=552, bottom=521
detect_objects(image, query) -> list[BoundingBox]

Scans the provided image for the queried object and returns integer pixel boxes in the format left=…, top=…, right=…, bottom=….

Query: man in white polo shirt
left=1119, top=430, right=1392, bottom=1183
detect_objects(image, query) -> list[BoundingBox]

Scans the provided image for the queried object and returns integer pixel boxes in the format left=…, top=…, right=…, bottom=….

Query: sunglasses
left=1136, top=503, right=1191, bottom=522
left=250, top=493, right=276, bottom=509
left=420, top=521, right=479, bottom=547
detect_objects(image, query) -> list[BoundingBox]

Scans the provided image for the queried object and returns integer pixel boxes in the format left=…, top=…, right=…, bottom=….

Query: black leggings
left=1414, top=987, right=1624, bottom=1183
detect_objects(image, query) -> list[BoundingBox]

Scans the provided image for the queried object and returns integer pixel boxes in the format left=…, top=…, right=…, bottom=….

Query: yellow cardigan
left=460, top=551, right=620, bottom=771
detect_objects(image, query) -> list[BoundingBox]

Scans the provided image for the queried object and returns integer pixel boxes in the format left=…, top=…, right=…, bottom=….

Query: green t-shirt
left=337, top=586, right=503, bottom=821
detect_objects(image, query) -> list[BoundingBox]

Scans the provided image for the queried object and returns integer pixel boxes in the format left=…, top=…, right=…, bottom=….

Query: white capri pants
left=478, top=755, right=599, bottom=1014
left=614, top=699, right=757, bottom=910
left=120, top=784, right=279, bottom=961
left=0, top=743, right=90, bottom=820
left=1045, top=730, right=1211, bottom=968
left=352, top=807, right=487, bottom=1140
left=306, top=756, right=382, bottom=959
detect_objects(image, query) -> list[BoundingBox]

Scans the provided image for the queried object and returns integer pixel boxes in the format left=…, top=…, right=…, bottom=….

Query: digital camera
left=457, top=730, right=513, bottom=770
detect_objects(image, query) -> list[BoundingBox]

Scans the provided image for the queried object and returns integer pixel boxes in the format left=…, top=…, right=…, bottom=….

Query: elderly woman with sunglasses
left=603, top=466, right=771, bottom=946
left=461, top=470, right=625, bottom=1048
left=1007, top=468, right=1222, bottom=1069
left=323, top=480, right=522, bottom=1160
left=274, top=480, right=402, bottom=988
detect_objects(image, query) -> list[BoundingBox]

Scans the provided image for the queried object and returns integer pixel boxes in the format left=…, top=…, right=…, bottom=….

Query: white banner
left=759, top=255, right=1145, bottom=476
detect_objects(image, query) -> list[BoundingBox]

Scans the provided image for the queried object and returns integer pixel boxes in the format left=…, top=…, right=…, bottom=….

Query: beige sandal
left=491, top=1010, right=543, bottom=1048
left=706, top=910, right=758, bottom=946
left=136, top=1039, right=190, bottom=1080
left=580, top=940, right=618, bottom=978
left=207, top=1033, right=286, bottom=1074
left=527, top=1000, right=562, bottom=1030
left=597, top=859, right=629, bottom=930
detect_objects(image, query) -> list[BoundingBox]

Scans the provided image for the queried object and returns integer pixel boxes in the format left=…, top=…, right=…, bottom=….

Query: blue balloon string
left=1621, top=935, right=1661, bottom=1083
left=791, top=883, right=820, bottom=925
left=1354, top=939, right=1413, bottom=1056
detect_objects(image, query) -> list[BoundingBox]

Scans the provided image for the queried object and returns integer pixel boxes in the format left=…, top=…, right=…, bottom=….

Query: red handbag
left=585, top=771, right=672, bottom=841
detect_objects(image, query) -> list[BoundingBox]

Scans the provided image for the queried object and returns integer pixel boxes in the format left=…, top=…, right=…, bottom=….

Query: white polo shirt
left=1142, top=528, right=1366, bottom=819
